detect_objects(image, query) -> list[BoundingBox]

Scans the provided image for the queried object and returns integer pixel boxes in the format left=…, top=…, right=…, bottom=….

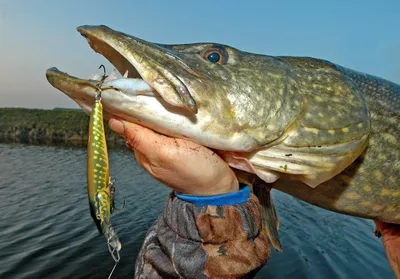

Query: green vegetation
left=0, top=108, right=124, bottom=147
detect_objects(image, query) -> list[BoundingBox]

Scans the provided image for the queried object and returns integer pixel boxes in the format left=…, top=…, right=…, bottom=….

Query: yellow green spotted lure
left=87, top=66, right=124, bottom=277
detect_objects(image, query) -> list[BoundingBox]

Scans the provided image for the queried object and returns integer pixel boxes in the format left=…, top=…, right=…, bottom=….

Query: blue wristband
left=174, top=183, right=250, bottom=206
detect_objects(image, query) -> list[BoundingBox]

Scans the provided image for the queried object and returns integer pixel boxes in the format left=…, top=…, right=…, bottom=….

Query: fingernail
left=109, top=119, right=125, bottom=135
left=125, top=140, right=133, bottom=149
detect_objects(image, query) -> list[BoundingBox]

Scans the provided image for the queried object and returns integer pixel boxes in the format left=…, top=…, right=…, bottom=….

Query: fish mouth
left=46, top=25, right=198, bottom=115
left=45, top=25, right=274, bottom=151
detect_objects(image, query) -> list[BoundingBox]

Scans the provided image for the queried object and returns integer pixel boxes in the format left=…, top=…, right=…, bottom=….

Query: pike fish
left=46, top=25, right=400, bottom=256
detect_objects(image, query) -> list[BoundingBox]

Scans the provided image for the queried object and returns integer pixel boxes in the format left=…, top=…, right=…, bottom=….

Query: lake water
left=0, top=143, right=394, bottom=279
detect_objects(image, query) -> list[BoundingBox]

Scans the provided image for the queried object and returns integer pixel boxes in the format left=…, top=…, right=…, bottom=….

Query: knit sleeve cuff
left=174, top=183, right=250, bottom=206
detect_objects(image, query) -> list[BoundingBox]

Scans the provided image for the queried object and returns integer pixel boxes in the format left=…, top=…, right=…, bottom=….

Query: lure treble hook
left=99, top=64, right=106, bottom=75
left=95, top=64, right=108, bottom=101
left=113, top=197, right=126, bottom=211
left=109, top=178, right=126, bottom=212
left=97, top=64, right=108, bottom=87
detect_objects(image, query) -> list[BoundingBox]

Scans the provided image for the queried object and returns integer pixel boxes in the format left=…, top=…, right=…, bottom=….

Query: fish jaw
left=46, top=25, right=372, bottom=189
left=76, top=25, right=198, bottom=114
left=46, top=24, right=301, bottom=152
left=45, top=68, right=261, bottom=151
left=75, top=25, right=302, bottom=147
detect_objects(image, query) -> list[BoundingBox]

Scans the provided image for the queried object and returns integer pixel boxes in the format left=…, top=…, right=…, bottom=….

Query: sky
left=1, top=0, right=399, bottom=109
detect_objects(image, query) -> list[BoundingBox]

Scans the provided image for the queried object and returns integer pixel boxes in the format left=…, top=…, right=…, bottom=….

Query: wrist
left=208, top=176, right=239, bottom=195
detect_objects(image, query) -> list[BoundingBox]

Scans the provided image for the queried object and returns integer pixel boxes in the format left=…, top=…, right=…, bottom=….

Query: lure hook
left=113, top=198, right=126, bottom=211
left=99, top=64, right=106, bottom=76
left=96, top=64, right=108, bottom=88
left=109, top=178, right=126, bottom=212
left=95, top=64, right=108, bottom=101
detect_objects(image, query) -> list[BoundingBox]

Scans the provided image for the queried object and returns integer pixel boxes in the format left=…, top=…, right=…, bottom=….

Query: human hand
left=374, top=221, right=400, bottom=278
left=108, top=118, right=239, bottom=196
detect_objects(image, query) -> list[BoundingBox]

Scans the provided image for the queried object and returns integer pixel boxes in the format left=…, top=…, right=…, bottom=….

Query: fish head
left=46, top=25, right=302, bottom=151
left=46, top=25, right=371, bottom=188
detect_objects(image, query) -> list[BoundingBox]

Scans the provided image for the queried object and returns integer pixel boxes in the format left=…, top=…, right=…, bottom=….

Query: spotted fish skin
left=87, top=99, right=112, bottom=234
left=45, top=25, right=399, bottom=225
left=272, top=59, right=400, bottom=224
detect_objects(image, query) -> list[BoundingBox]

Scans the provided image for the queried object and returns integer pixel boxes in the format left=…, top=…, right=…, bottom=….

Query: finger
left=109, top=118, right=169, bottom=155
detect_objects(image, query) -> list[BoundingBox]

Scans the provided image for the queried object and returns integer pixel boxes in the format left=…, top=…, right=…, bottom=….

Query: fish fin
left=221, top=151, right=280, bottom=183
left=374, top=221, right=400, bottom=278
left=233, top=168, right=255, bottom=191
left=234, top=169, right=283, bottom=252
left=253, top=180, right=282, bottom=252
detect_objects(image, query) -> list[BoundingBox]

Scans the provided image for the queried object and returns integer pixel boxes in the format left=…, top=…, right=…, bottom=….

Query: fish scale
left=46, top=24, right=400, bottom=226
left=46, top=24, right=399, bottom=277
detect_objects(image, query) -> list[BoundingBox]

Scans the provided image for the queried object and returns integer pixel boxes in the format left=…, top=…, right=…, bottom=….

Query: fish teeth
left=88, top=73, right=102, bottom=81
left=123, top=70, right=129, bottom=78
left=105, top=70, right=119, bottom=81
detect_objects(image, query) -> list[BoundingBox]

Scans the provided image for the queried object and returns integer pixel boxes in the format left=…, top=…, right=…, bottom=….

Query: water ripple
left=0, top=144, right=394, bottom=279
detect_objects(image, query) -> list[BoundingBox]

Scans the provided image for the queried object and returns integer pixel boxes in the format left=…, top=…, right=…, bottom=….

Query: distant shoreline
left=0, top=107, right=125, bottom=147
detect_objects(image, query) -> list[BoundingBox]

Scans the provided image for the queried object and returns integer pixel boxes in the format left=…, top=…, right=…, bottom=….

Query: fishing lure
left=87, top=65, right=124, bottom=277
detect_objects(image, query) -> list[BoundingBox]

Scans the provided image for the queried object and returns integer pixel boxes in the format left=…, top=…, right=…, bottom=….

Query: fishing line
left=107, top=261, right=118, bottom=279
left=107, top=244, right=120, bottom=279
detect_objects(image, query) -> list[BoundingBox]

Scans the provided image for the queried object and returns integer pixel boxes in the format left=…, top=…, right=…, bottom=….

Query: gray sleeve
left=134, top=192, right=270, bottom=279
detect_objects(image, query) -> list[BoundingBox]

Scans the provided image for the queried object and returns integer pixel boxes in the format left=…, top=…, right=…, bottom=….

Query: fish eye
left=202, top=47, right=228, bottom=65
left=207, top=52, right=221, bottom=63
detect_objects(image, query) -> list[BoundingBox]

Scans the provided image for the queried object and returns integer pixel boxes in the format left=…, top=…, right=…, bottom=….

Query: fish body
left=46, top=25, right=399, bottom=229
left=87, top=96, right=121, bottom=259
left=270, top=63, right=400, bottom=223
